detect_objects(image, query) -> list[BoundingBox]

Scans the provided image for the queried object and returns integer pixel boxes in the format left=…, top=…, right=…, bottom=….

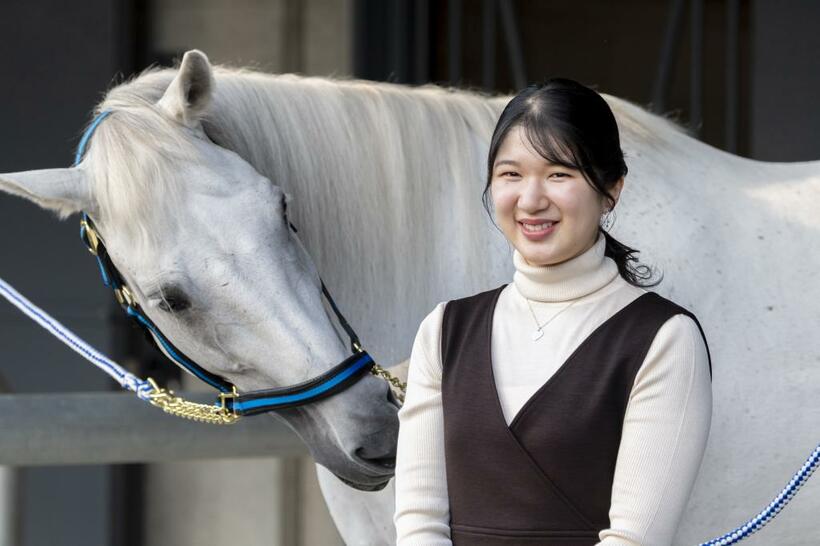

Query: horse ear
left=157, top=49, right=214, bottom=128
left=0, top=167, right=92, bottom=219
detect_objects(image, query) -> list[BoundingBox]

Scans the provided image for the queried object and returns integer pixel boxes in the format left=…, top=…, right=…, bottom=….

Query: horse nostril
left=372, top=456, right=396, bottom=470
left=355, top=447, right=396, bottom=470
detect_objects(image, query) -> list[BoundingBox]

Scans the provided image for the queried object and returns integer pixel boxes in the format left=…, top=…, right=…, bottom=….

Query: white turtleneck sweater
left=393, top=233, right=712, bottom=545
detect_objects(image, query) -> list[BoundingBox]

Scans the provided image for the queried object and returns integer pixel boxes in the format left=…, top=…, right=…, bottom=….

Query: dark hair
left=482, top=77, right=661, bottom=288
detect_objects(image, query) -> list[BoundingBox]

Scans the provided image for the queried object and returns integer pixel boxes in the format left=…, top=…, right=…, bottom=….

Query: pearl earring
left=601, top=208, right=615, bottom=231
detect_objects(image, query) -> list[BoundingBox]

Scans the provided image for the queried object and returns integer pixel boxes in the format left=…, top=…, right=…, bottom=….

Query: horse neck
left=205, top=71, right=511, bottom=363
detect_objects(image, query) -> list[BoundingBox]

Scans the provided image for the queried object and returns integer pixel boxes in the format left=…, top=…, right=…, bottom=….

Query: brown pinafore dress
left=440, top=284, right=712, bottom=545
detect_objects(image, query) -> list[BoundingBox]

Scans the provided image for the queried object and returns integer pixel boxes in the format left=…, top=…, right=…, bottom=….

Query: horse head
left=0, top=50, right=399, bottom=491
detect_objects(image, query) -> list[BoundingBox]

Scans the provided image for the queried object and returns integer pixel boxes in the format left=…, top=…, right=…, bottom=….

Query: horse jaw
left=315, top=464, right=397, bottom=545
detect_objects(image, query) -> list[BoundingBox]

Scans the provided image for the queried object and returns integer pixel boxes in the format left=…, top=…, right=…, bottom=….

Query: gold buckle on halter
left=218, top=385, right=239, bottom=412
left=114, top=285, right=136, bottom=308
left=81, top=218, right=100, bottom=256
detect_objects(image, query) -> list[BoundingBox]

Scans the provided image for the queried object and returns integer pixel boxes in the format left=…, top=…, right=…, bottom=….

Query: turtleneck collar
left=512, top=231, right=619, bottom=302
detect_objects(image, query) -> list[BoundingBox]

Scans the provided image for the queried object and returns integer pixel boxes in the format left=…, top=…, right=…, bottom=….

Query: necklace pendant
left=531, top=328, right=544, bottom=341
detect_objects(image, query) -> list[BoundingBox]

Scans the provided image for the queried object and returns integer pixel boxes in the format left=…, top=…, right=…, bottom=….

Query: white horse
left=1, top=49, right=818, bottom=544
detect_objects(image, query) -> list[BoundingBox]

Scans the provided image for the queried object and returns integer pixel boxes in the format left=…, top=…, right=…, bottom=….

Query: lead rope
left=0, top=275, right=237, bottom=424
left=0, top=276, right=151, bottom=398
left=697, top=444, right=819, bottom=545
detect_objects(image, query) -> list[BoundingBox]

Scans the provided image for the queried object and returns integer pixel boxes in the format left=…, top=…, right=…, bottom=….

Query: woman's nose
left=518, top=177, right=549, bottom=211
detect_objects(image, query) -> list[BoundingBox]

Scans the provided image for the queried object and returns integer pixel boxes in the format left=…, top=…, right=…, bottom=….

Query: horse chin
left=334, top=472, right=392, bottom=492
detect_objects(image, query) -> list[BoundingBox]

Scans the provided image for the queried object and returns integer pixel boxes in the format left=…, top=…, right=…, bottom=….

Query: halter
left=76, top=109, right=404, bottom=422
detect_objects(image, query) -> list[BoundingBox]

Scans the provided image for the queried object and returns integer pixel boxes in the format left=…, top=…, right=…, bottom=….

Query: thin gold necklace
left=524, top=298, right=580, bottom=341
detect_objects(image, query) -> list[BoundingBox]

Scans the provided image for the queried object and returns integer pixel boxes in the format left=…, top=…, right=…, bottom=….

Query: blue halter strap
left=75, top=110, right=376, bottom=416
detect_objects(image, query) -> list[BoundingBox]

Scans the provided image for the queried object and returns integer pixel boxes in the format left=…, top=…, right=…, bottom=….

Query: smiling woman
left=483, top=78, right=654, bottom=284
left=394, top=79, right=714, bottom=545
left=490, top=124, right=613, bottom=266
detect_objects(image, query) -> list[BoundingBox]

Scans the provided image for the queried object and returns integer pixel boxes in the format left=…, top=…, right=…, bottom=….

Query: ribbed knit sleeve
left=394, top=302, right=452, bottom=545
left=596, top=314, right=713, bottom=546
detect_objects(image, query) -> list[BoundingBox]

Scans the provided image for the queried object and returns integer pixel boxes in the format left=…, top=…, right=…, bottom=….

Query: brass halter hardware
left=145, top=378, right=240, bottom=425
left=370, top=363, right=406, bottom=404
left=80, top=218, right=100, bottom=255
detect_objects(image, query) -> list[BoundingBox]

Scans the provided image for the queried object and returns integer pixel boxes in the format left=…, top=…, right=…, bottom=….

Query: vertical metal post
left=280, top=458, right=302, bottom=546
left=352, top=0, right=369, bottom=78
left=482, top=0, right=496, bottom=91
left=110, top=464, right=144, bottom=546
left=283, top=0, right=304, bottom=73
left=690, top=0, right=703, bottom=135
left=497, top=0, right=527, bottom=89
left=414, top=0, right=430, bottom=84
left=0, top=375, right=17, bottom=546
left=725, top=0, right=740, bottom=152
left=392, top=0, right=409, bottom=82
left=651, top=0, right=686, bottom=113
left=0, top=466, right=16, bottom=546
left=448, top=0, right=462, bottom=85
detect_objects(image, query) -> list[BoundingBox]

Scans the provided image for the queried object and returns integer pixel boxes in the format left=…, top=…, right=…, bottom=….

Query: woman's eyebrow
left=495, top=158, right=565, bottom=168
left=494, top=159, right=520, bottom=168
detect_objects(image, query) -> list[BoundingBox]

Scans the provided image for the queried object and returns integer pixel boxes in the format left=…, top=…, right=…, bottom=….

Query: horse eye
left=156, top=289, right=191, bottom=313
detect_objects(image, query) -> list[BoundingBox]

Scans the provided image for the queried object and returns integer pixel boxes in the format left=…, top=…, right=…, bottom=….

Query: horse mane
left=89, top=63, right=507, bottom=287
left=83, top=68, right=196, bottom=249
left=86, top=63, right=693, bottom=250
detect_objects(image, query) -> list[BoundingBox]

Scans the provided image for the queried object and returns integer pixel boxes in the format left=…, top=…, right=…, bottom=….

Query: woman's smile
left=518, top=219, right=559, bottom=240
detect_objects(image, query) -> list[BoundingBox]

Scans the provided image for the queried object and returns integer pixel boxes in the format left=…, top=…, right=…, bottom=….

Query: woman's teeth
left=522, top=222, right=555, bottom=232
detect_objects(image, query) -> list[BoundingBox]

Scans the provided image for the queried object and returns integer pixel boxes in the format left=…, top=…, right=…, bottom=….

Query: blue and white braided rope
left=699, top=444, right=819, bottom=545
left=0, top=275, right=155, bottom=401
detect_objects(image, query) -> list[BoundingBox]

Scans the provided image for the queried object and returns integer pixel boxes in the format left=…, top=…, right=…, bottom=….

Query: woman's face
left=490, top=125, right=623, bottom=267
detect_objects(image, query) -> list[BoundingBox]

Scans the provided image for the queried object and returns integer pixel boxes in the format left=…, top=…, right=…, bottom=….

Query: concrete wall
left=151, top=0, right=352, bottom=75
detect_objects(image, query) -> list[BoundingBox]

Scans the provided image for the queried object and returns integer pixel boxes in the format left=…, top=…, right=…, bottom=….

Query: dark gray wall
left=0, top=2, right=135, bottom=545
left=750, top=0, right=820, bottom=161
